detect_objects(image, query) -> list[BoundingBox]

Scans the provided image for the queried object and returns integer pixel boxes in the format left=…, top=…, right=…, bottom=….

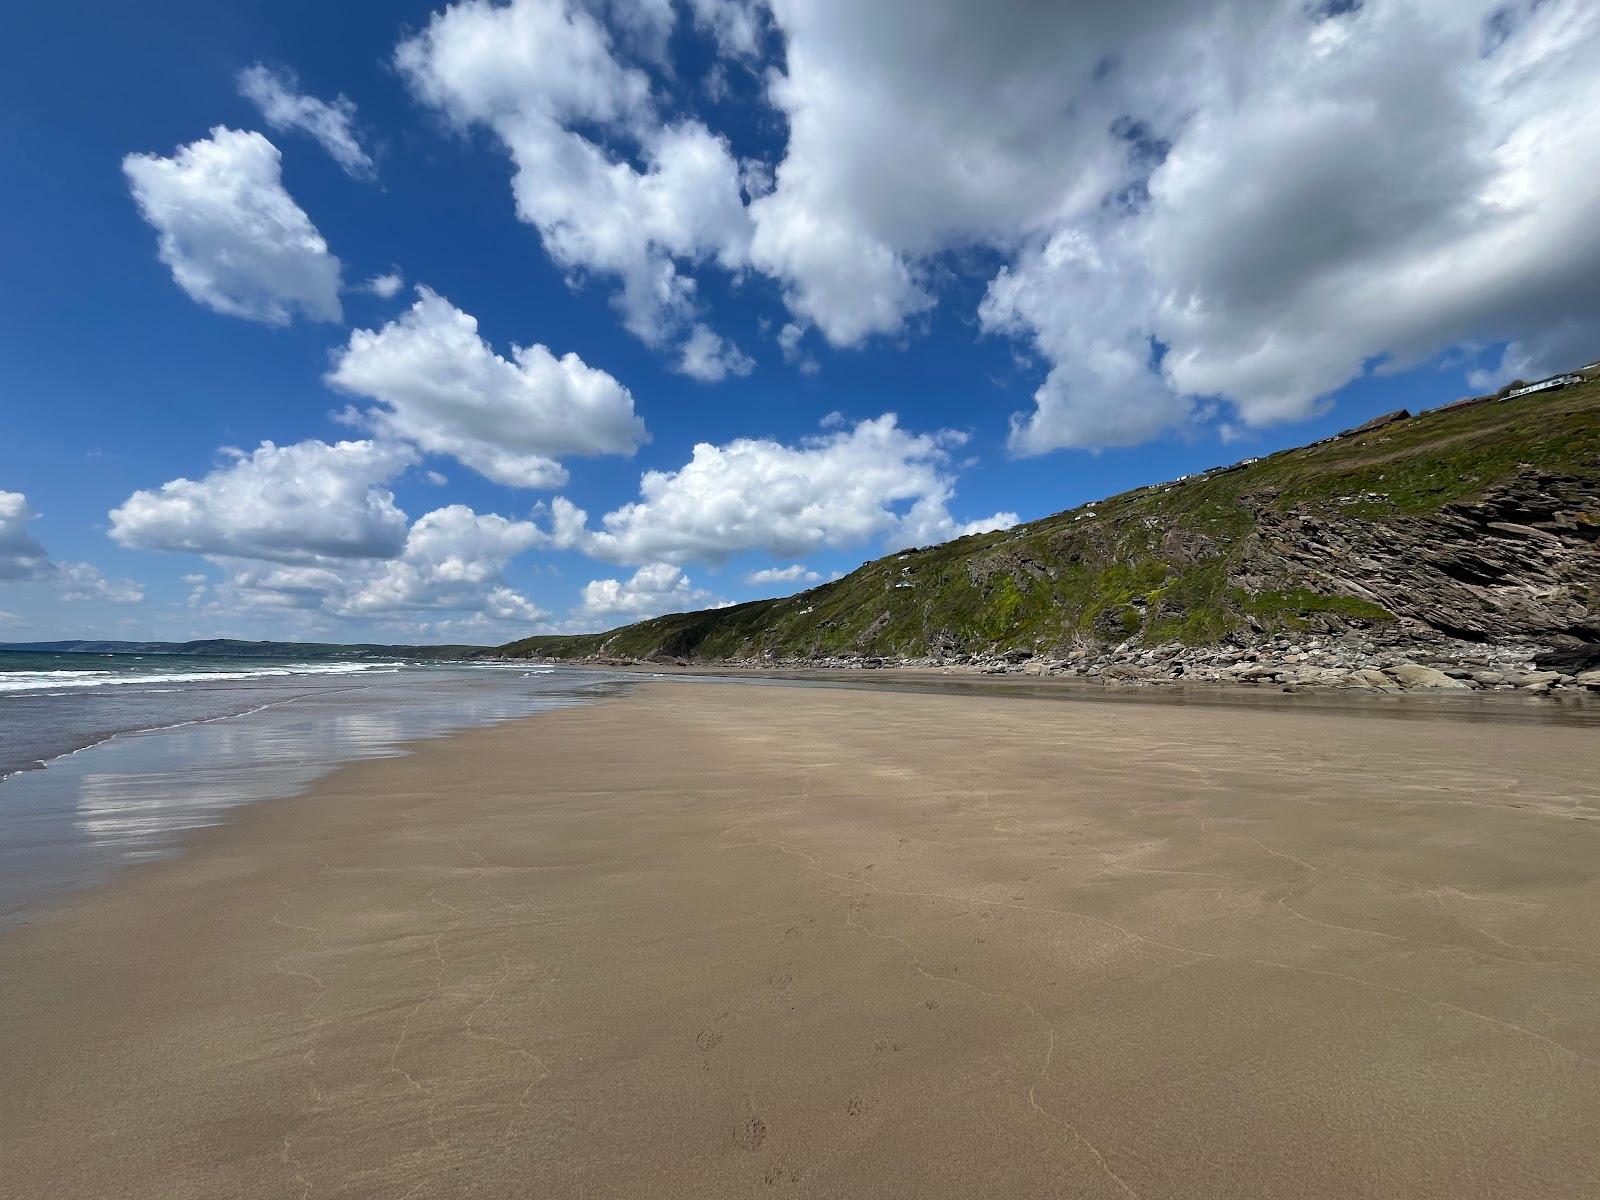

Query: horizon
left=5, top=0, right=1599, bottom=645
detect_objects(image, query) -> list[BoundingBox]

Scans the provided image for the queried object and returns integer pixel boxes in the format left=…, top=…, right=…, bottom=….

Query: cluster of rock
left=961, top=631, right=1600, bottom=695
left=695, top=628, right=1600, bottom=697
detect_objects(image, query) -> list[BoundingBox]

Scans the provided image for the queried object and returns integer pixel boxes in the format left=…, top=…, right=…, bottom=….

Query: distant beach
left=2, top=680, right=1597, bottom=1198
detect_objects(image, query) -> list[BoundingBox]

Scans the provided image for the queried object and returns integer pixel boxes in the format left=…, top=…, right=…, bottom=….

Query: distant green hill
left=0, top=638, right=485, bottom=659
left=499, top=369, right=1600, bottom=668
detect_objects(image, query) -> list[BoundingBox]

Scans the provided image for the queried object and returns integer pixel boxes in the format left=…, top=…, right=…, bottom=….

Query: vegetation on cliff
left=499, top=371, right=1600, bottom=664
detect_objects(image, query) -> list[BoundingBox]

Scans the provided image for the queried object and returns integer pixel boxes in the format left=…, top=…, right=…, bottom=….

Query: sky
left=3, top=0, right=1598, bottom=645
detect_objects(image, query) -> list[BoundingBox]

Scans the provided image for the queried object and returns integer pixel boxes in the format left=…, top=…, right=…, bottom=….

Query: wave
left=0, top=661, right=401, bottom=694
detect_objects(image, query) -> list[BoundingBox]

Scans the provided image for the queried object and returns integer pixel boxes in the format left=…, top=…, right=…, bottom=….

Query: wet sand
left=2, top=682, right=1598, bottom=1198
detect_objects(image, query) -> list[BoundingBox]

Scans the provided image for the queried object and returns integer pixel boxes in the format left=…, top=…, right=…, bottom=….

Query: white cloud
left=745, top=563, right=820, bottom=586
left=0, top=492, right=52, bottom=581
left=55, top=562, right=144, bottom=605
left=238, top=64, right=375, bottom=178
left=895, top=502, right=1018, bottom=550
left=111, top=441, right=549, bottom=628
left=557, top=414, right=1016, bottom=565
left=108, top=439, right=415, bottom=563
left=745, top=0, right=1600, bottom=447
left=327, top=286, right=647, bottom=488
left=329, top=505, right=546, bottom=617
left=688, top=0, right=765, bottom=59
left=578, top=561, right=722, bottom=622
left=123, top=126, right=343, bottom=324
left=361, top=270, right=405, bottom=298
left=1, top=491, right=143, bottom=603
left=386, top=1, right=1600, bottom=445
left=677, top=322, right=754, bottom=381
left=980, top=223, right=1196, bottom=451
left=776, top=320, right=818, bottom=374
left=396, top=0, right=752, bottom=347
left=204, top=504, right=547, bottom=628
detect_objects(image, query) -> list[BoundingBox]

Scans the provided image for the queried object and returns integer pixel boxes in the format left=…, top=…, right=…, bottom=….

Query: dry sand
left=2, top=681, right=1598, bottom=1198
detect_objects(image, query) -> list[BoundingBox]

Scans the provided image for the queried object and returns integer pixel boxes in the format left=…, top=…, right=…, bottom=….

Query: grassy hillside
left=500, top=372, right=1600, bottom=663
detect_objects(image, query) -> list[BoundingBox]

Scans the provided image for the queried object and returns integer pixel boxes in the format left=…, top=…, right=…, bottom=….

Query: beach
left=2, top=680, right=1598, bottom=1198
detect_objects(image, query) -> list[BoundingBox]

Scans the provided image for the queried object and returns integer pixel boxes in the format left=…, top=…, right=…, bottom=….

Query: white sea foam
left=0, top=661, right=398, bottom=694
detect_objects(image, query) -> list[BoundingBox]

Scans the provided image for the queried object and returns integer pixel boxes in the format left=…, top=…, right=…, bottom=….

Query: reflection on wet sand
left=0, top=668, right=621, bottom=923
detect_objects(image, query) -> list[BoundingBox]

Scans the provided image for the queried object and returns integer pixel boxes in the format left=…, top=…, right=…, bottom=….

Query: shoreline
left=3, top=681, right=1598, bottom=1197
left=0, top=666, right=627, bottom=926
left=526, top=658, right=1600, bottom=727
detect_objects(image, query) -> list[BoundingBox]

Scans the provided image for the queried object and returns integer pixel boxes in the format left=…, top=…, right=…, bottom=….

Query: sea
left=0, top=650, right=624, bottom=924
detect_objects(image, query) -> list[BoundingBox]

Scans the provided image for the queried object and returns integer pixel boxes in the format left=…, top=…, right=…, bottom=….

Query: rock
left=1101, top=664, right=1157, bottom=682
left=1234, top=664, right=1282, bottom=681
left=1574, top=668, right=1600, bottom=689
left=1535, top=645, right=1600, bottom=674
left=1470, top=670, right=1506, bottom=686
left=1511, top=671, right=1564, bottom=688
left=1386, top=663, right=1472, bottom=690
left=1282, top=665, right=1355, bottom=687
left=1354, top=668, right=1401, bottom=690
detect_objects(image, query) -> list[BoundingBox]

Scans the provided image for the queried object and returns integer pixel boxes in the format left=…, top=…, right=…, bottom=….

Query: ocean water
left=0, top=653, right=625, bottom=924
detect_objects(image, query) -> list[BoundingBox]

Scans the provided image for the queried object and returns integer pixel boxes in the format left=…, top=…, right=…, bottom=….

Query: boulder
left=1386, top=663, right=1472, bottom=690
left=1101, top=664, right=1157, bottom=682
left=1511, top=671, right=1564, bottom=688
left=1354, top=668, right=1401, bottom=691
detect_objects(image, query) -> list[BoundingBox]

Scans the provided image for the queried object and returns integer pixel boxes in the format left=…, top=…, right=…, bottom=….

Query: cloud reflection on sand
left=1, top=666, right=621, bottom=922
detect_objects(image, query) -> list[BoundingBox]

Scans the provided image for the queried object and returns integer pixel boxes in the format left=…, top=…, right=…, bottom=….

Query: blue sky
left=3, top=0, right=1596, bottom=644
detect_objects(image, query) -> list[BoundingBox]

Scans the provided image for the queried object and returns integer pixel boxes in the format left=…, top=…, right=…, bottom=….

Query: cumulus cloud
left=327, top=287, right=648, bottom=488
left=745, top=563, right=820, bottom=586
left=123, top=126, right=343, bottom=324
left=577, top=561, right=722, bottom=622
left=0, top=492, right=52, bottom=581
left=55, top=562, right=144, bottom=605
left=677, top=322, right=755, bottom=381
left=361, top=270, right=405, bottom=298
left=390, top=1, right=1600, bottom=445
left=748, top=0, right=1600, bottom=447
left=556, top=414, right=1016, bottom=565
left=1, top=491, right=143, bottom=603
left=396, top=0, right=752, bottom=353
left=109, top=442, right=549, bottom=628
left=108, top=439, right=415, bottom=563
left=312, top=505, right=546, bottom=618
left=238, top=64, right=375, bottom=178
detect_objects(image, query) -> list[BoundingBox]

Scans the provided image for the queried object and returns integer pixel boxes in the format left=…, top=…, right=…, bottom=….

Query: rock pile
left=701, top=630, right=1600, bottom=697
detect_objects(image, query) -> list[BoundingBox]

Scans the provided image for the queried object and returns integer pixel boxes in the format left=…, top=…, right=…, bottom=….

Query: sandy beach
left=2, top=680, right=1598, bottom=1198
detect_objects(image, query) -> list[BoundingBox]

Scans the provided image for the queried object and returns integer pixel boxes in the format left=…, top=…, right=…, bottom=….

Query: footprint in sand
left=697, top=1027, right=724, bottom=1053
left=768, top=972, right=794, bottom=990
left=846, top=1097, right=863, bottom=1117
left=737, top=1117, right=768, bottom=1152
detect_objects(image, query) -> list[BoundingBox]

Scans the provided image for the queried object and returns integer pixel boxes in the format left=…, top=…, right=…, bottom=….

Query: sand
left=2, top=681, right=1598, bottom=1198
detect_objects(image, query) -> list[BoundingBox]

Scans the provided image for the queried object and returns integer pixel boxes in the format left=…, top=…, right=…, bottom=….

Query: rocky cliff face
left=1239, top=472, right=1600, bottom=651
